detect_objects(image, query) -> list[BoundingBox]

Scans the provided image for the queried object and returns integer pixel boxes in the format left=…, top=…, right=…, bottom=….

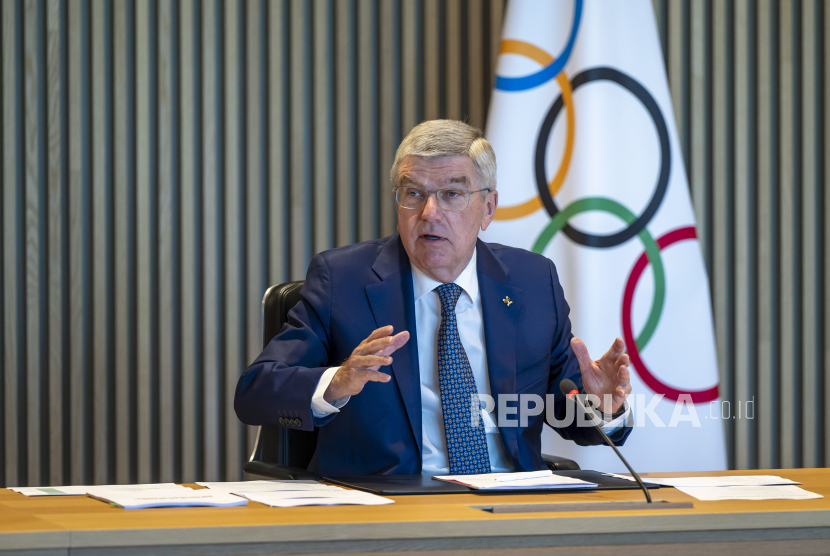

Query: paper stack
left=85, top=487, right=248, bottom=509
left=199, top=480, right=394, bottom=507
left=434, top=470, right=597, bottom=490
left=9, top=483, right=190, bottom=497
left=607, top=474, right=823, bottom=501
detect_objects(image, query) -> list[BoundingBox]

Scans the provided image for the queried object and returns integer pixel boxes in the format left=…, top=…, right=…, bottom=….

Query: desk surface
left=1, top=469, right=829, bottom=555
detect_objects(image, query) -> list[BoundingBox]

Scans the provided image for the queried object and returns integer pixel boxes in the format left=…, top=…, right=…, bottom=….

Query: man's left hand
left=570, top=337, right=631, bottom=415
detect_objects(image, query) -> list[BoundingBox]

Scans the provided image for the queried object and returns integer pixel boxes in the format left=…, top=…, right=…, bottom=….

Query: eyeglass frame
left=393, top=185, right=494, bottom=212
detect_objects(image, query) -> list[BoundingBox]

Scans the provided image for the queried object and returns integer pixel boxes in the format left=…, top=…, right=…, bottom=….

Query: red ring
left=621, top=226, right=719, bottom=403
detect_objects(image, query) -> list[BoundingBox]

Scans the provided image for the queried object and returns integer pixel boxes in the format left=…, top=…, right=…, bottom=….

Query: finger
left=356, top=369, right=391, bottom=383
left=614, top=353, right=630, bottom=368
left=360, top=330, right=410, bottom=357
left=570, top=337, right=592, bottom=372
left=618, top=363, right=630, bottom=380
left=349, top=354, right=393, bottom=369
left=603, top=337, right=625, bottom=362
left=359, top=325, right=394, bottom=346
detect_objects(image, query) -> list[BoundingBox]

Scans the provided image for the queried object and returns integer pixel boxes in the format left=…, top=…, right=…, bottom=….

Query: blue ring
left=494, top=0, right=582, bottom=92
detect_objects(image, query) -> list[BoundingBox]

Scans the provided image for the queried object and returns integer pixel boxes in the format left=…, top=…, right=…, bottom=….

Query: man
left=235, top=120, right=632, bottom=476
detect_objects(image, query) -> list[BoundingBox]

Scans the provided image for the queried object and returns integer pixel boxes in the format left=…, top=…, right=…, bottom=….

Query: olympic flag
left=481, top=0, right=727, bottom=471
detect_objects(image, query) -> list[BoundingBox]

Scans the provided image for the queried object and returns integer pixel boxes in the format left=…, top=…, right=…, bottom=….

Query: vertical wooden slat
left=444, top=0, right=461, bottom=120
left=711, top=0, right=730, bottom=469
left=690, top=0, right=706, bottom=274
left=357, top=0, right=378, bottom=243
left=112, top=0, right=130, bottom=485
left=201, top=0, right=219, bottom=483
left=124, top=0, right=139, bottom=485
left=17, top=0, right=31, bottom=489
left=267, top=0, right=288, bottom=284
left=335, top=0, right=356, bottom=247
left=178, top=0, right=197, bottom=483
left=134, top=0, right=151, bottom=484
left=800, top=0, right=818, bottom=469
left=34, top=0, right=50, bottom=488
left=400, top=0, right=422, bottom=136
left=290, top=0, right=312, bottom=273
left=378, top=0, right=400, bottom=237
left=1, top=0, right=16, bottom=487
left=423, top=0, right=440, bottom=121
left=818, top=0, right=828, bottom=468
left=88, top=0, right=101, bottom=484
left=90, top=0, right=110, bottom=485
left=313, top=0, right=333, bottom=252
left=168, top=0, right=183, bottom=483
left=245, top=0, right=262, bottom=458
left=222, top=0, right=242, bottom=481
left=156, top=0, right=174, bottom=484
left=467, top=0, right=484, bottom=130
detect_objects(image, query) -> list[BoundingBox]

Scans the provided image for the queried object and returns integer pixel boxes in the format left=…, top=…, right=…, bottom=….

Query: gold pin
left=502, top=296, right=513, bottom=306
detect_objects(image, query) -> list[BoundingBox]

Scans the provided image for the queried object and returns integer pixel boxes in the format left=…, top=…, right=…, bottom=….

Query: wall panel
left=0, top=0, right=827, bottom=486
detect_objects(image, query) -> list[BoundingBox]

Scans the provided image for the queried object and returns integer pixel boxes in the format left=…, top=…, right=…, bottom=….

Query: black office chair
left=244, top=281, right=320, bottom=480
left=244, top=280, right=579, bottom=480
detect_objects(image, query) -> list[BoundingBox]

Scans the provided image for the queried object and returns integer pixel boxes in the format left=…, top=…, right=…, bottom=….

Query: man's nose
left=420, top=193, right=442, bottom=220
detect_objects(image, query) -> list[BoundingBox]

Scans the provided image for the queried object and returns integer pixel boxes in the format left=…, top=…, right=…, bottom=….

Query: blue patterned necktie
left=436, top=283, right=491, bottom=475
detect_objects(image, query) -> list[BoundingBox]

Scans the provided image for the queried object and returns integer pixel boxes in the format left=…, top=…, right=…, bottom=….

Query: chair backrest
left=254, top=281, right=319, bottom=469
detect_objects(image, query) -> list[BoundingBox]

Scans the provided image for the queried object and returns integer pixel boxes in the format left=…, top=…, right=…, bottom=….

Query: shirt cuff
left=596, top=401, right=631, bottom=434
left=311, top=367, right=350, bottom=418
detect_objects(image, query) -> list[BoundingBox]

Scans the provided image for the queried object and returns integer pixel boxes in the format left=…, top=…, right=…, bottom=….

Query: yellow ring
left=494, top=40, right=575, bottom=220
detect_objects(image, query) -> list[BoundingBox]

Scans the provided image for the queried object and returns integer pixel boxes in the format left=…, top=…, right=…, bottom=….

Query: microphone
left=559, top=378, right=651, bottom=503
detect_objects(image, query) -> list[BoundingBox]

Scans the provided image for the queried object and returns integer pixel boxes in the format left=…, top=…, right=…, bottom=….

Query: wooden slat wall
left=0, top=0, right=825, bottom=487
left=0, top=0, right=506, bottom=486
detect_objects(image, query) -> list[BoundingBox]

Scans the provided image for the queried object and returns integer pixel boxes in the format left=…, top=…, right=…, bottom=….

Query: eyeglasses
left=394, top=185, right=492, bottom=212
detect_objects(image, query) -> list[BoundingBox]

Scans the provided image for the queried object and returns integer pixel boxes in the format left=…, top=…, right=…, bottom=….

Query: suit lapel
left=365, top=235, right=423, bottom=457
left=476, top=240, right=522, bottom=463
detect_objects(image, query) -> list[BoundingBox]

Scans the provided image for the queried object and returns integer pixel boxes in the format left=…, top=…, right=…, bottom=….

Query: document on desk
left=8, top=483, right=190, bottom=497
left=606, top=474, right=800, bottom=488
left=85, top=487, right=248, bottom=509
left=434, top=470, right=597, bottom=490
left=673, top=485, right=823, bottom=501
left=197, top=480, right=341, bottom=493
left=233, top=489, right=394, bottom=507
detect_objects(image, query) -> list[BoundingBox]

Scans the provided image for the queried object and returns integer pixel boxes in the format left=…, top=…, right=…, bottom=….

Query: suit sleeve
left=234, top=253, right=338, bottom=431
left=544, top=260, right=633, bottom=446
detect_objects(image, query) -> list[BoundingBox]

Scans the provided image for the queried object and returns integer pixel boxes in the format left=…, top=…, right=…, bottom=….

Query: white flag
left=481, top=0, right=727, bottom=472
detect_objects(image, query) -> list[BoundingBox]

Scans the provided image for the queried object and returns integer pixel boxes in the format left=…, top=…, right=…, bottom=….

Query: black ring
left=534, top=67, right=671, bottom=248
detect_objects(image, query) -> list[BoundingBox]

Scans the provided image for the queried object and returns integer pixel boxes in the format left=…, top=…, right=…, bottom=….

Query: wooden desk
left=1, top=469, right=829, bottom=556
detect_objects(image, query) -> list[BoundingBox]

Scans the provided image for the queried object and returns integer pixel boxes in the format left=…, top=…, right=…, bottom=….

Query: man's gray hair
left=390, top=120, right=497, bottom=191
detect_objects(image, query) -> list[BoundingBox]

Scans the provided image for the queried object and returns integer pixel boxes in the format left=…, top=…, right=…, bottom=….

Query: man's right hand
left=323, top=325, right=410, bottom=403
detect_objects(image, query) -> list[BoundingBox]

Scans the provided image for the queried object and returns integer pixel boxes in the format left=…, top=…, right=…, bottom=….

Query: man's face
left=395, top=155, right=498, bottom=283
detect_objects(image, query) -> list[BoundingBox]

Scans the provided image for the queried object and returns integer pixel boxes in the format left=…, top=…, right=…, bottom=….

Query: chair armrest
left=541, top=453, right=580, bottom=471
left=243, top=461, right=320, bottom=481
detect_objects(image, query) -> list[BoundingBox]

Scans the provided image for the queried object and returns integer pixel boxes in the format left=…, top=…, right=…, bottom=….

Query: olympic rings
left=621, top=227, right=720, bottom=403
left=494, top=0, right=583, bottom=91
left=532, top=197, right=666, bottom=351
left=535, top=67, right=671, bottom=248
left=494, top=41, right=575, bottom=221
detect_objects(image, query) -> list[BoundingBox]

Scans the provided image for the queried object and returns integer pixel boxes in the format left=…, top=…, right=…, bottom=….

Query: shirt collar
left=411, top=248, right=479, bottom=304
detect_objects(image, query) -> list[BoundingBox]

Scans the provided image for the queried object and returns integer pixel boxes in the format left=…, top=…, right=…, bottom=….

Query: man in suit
left=235, top=120, right=633, bottom=476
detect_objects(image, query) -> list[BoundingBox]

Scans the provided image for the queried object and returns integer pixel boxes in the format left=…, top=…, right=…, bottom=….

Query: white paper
left=495, top=470, right=552, bottom=482
left=674, top=485, right=823, bottom=501
left=9, top=483, right=190, bottom=497
left=197, top=480, right=340, bottom=492
left=236, top=490, right=393, bottom=507
left=86, top=487, right=248, bottom=509
left=607, top=474, right=800, bottom=488
left=434, top=472, right=596, bottom=490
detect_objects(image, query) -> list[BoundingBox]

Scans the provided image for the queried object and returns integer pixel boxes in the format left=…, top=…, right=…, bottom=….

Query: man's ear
left=479, top=190, right=498, bottom=232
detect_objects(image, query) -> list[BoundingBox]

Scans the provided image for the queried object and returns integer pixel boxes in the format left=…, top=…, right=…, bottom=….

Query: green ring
left=532, top=197, right=665, bottom=351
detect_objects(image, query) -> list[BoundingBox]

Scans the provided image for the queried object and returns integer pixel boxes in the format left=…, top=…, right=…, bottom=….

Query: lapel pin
left=502, top=296, right=513, bottom=306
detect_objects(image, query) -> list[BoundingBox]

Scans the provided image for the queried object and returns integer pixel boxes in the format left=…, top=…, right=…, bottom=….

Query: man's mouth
left=420, top=234, right=446, bottom=242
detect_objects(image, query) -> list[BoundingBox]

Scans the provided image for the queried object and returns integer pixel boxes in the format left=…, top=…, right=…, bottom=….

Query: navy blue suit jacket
left=234, top=234, right=632, bottom=476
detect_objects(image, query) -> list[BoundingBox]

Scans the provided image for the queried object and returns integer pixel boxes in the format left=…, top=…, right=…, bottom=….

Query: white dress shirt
left=310, top=249, right=629, bottom=474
